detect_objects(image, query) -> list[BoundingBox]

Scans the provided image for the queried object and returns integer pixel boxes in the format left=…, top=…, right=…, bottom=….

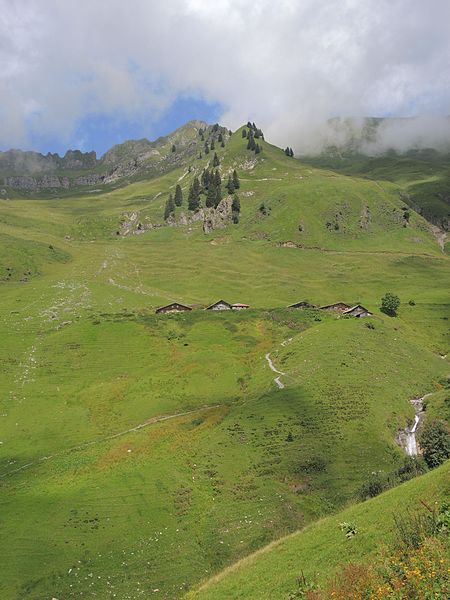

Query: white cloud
left=0, top=0, right=449, bottom=152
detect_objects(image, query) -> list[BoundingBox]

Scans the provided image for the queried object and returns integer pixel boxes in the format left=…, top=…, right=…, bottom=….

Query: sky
left=1, top=0, right=450, bottom=156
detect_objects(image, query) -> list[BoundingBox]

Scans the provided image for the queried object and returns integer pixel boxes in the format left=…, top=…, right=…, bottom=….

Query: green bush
left=419, top=419, right=450, bottom=468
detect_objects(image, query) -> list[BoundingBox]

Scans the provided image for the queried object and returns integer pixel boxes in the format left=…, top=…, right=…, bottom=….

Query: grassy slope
left=187, top=462, right=449, bottom=600
left=0, top=127, right=449, bottom=599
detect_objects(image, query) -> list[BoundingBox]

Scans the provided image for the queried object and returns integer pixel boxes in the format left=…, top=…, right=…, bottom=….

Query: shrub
left=419, top=419, right=450, bottom=468
left=380, top=292, right=400, bottom=316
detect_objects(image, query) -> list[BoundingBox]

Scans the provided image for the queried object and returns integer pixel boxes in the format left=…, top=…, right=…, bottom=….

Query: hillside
left=186, top=461, right=449, bottom=599
left=0, top=120, right=449, bottom=599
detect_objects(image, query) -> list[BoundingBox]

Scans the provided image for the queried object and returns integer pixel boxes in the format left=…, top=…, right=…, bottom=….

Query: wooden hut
left=288, top=301, right=316, bottom=309
left=155, top=302, right=192, bottom=314
left=319, top=302, right=350, bottom=313
left=342, top=304, right=372, bottom=318
left=231, top=303, right=250, bottom=310
left=205, top=300, right=232, bottom=311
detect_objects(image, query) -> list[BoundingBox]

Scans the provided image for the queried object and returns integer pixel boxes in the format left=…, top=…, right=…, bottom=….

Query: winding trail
left=0, top=404, right=219, bottom=479
left=265, top=353, right=285, bottom=389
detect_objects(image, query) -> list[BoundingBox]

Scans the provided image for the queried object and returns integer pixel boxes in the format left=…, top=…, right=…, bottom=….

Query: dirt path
left=265, top=352, right=285, bottom=389
left=0, top=404, right=219, bottom=479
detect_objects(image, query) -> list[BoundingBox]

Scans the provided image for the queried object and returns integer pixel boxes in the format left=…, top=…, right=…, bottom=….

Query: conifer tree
left=242, top=129, right=247, bottom=138
left=218, top=133, right=223, bottom=143
left=164, top=193, right=175, bottom=220
left=174, top=184, right=183, bottom=207
left=201, top=168, right=210, bottom=190
left=232, top=193, right=241, bottom=213
left=247, top=121, right=252, bottom=129
left=215, top=184, right=222, bottom=207
left=255, top=143, right=261, bottom=154
left=171, top=144, right=176, bottom=153
left=221, top=139, right=225, bottom=148
left=226, top=175, right=235, bottom=195
left=211, top=139, right=215, bottom=150
left=188, top=184, right=199, bottom=211
left=284, top=147, right=290, bottom=156
left=214, top=170, right=221, bottom=188
left=232, top=169, right=240, bottom=189
left=204, top=142, right=210, bottom=154
left=212, top=152, right=220, bottom=167
left=290, top=148, right=294, bottom=157
left=206, top=183, right=216, bottom=208
left=193, top=176, right=201, bottom=197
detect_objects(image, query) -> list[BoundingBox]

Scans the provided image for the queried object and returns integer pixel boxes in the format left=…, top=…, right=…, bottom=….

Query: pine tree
left=188, top=184, right=199, bottom=211
left=200, top=133, right=204, bottom=141
left=255, top=143, right=261, bottom=154
left=204, top=142, right=210, bottom=154
left=164, top=193, right=175, bottom=220
left=210, top=139, right=215, bottom=150
left=198, top=128, right=204, bottom=136
left=226, top=175, right=235, bottom=195
left=247, top=133, right=256, bottom=151
left=171, top=144, right=176, bottom=153
left=193, top=176, right=201, bottom=197
left=214, top=170, right=221, bottom=187
left=220, top=139, right=225, bottom=148
left=284, top=147, right=290, bottom=156
left=232, top=169, right=240, bottom=189
left=174, top=184, right=183, bottom=207
left=232, top=194, right=241, bottom=213
left=201, top=168, right=210, bottom=190
left=215, top=183, right=222, bottom=207
left=290, top=148, right=294, bottom=157
left=212, top=152, right=220, bottom=167
left=247, top=121, right=252, bottom=129
left=218, top=133, right=223, bottom=143
left=206, top=183, right=216, bottom=208
left=242, top=129, right=247, bottom=138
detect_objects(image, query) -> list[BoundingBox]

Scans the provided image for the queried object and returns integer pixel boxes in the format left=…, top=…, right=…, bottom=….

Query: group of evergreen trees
left=163, top=184, right=183, bottom=220
left=242, top=122, right=263, bottom=154
left=284, top=147, right=294, bottom=157
left=199, top=124, right=226, bottom=153
left=163, top=169, right=241, bottom=221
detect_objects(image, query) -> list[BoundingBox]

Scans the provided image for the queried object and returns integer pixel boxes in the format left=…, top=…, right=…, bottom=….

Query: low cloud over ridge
left=1, top=0, right=449, bottom=153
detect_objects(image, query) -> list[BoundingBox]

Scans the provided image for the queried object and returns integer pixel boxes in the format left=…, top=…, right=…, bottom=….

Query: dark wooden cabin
left=342, top=304, right=372, bottom=318
left=155, top=302, right=192, bottom=314
left=205, top=300, right=232, bottom=311
left=288, top=301, right=316, bottom=309
left=319, top=302, right=350, bottom=313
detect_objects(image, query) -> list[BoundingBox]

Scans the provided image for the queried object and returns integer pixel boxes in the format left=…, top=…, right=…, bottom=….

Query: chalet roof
left=319, top=302, right=350, bottom=310
left=205, top=299, right=232, bottom=309
left=288, top=301, right=315, bottom=308
left=342, top=304, right=371, bottom=314
left=155, top=302, right=192, bottom=313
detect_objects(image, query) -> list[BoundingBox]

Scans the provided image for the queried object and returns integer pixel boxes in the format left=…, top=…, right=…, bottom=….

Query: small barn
left=319, top=302, right=350, bottom=313
left=155, top=302, right=192, bottom=314
left=288, top=301, right=316, bottom=309
left=206, top=300, right=232, bottom=311
left=342, top=304, right=373, bottom=318
left=231, top=303, right=250, bottom=310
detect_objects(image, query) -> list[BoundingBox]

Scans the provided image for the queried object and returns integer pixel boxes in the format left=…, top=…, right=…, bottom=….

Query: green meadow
left=0, top=124, right=448, bottom=598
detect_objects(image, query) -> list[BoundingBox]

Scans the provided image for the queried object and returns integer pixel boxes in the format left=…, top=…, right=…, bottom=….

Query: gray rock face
left=3, top=175, right=70, bottom=189
left=202, top=197, right=233, bottom=233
